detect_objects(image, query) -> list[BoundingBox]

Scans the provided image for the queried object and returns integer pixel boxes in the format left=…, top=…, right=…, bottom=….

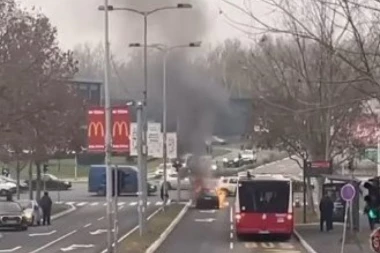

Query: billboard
left=148, top=123, right=162, bottom=158
left=305, top=160, right=333, bottom=177
left=87, top=106, right=130, bottom=153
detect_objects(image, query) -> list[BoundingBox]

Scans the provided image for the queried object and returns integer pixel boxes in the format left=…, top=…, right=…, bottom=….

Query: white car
left=0, top=176, right=28, bottom=190
left=17, top=199, right=42, bottom=226
left=218, top=176, right=238, bottom=196
left=163, top=173, right=191, bottom=190
left=0, top=179, right=16, bottom=196
left=155, top=163, right=176, bottom=177
left=240, top=149, right=257, bottom=164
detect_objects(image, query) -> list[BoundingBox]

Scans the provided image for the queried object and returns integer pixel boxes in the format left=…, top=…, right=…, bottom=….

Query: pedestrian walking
left=39, top=191, right=52, bottom=225
left=160, top=181, right=169, bottom=204
left=319, top=193, right=334, bottom=232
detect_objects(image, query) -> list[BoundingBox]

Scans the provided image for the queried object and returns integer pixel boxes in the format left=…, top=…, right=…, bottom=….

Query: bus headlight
left=287, top=214, right=293, bottom=220
left=235, top=214, right=241, bottom=220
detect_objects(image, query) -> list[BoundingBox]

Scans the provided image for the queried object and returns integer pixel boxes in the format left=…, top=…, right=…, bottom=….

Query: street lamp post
left=129, top=42, right=202, bottom=205
left=98, top=0, right=113, bottom=252
left=98, top=2, right=192, bottom=226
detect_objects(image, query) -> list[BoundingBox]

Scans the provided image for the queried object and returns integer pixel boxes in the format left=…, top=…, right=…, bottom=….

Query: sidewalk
left=296, top=223, right=372, bottom=253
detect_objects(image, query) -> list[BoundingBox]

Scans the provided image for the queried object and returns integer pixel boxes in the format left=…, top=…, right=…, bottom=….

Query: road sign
left=340, top=183, right=356, bottom=202
left=166, top=133, right=177, bottom=159
left=147, top=123, right=162, bottom=158
left=129, top=123, right=138, bottom=156
left=370, top=227, right=380, bottom=252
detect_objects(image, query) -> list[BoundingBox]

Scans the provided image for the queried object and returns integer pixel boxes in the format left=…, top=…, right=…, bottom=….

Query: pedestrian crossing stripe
left=55, top=201, right=164, bottom=208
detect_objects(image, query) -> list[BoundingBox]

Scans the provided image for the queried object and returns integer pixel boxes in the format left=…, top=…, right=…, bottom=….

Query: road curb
left=293, top=230, right=319, bottom=253
left=51, top=203, right=76, bottom=220
left=145, top=201, right=191, bottom=253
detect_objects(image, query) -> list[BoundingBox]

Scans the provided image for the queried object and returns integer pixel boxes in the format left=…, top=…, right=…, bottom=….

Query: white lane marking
left=230, top=232, right=233, bottom=239
left=29, top=230, right=77, bottom=253
left=147, top=202, right=151, bottom=206
left=65, top=202, right=75, bottom=205
left=90, top=202, right=99, bottom=206
left=97, top=217, right=105, bottom=221
left=230, top=207, right=233, bottom=223
left=84, top=223, right=92, bottom=228
left=155, top=201, right=163, bottom=206
left=103, top=203, right=107, bottom=206
left=117, top=202, right=125, bottom=206
left=61, top=244, right=94, bottom=252
left=29, top=230, right=57, bottom=237
left=90, top=229, right=110, bottom=235
left=0, top=246, right=21, bottom=252
left=118, top=206, right=124, bottom=211
left=76, top=202, right=88, bottom=207
left=129, top=202, right=137, bottom=206
left=230, top=242, right=233, bottom=250
left=200, top=210, right=216, bottom=213
left=230, top=224, right=233, bottom=230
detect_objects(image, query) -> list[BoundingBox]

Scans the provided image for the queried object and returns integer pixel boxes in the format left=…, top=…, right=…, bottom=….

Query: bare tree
left=0, top=1, right=83, bottom=200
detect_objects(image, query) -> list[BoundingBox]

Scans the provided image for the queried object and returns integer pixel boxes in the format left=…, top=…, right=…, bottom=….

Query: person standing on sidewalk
left=39, top=191, right=52, bottom=225
left=319, top=193, right=334, bottom=232
left=364, top=196, right=376, bottom=230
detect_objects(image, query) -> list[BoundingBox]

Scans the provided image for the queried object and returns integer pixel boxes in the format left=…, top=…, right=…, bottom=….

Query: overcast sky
left=19, top=0, right=269, bottom=55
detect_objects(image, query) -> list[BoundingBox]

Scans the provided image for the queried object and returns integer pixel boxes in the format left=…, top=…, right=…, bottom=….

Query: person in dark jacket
left=160, top=182, right=169, bottom=204
left=39, top=191, right=52, bottom=225
left=319, top=193, right=334, bottom=232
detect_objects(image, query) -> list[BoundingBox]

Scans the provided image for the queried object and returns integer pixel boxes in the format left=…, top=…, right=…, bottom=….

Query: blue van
left=88, top=165, right=157, bottom=196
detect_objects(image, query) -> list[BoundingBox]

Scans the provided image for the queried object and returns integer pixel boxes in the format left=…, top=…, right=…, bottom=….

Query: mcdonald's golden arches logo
left=88, top=122, right=104, bottom=137
left=113, top=121, right=128, bottom=137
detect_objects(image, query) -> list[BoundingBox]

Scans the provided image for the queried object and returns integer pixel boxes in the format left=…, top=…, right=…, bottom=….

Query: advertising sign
left=305, top=160, right=333, bottom=177
left=147, top=123, right=162, bottom=158
left=87, top=106, right=130, bottom=153
left=129, top=123, right=138, bottom=156
left=111, top=107, right=130, bottom=152
left=87, top=108, right=105, bottom=152
left=166, top=133, right=177, bottom=159
left=323, top=183, right=346, bottom=222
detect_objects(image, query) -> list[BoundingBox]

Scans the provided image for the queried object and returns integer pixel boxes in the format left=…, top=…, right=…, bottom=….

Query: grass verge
left=52, top=203, right=71, bottom=216
left=294, top=207, right=320, bottom=224
left=122, top=204, right=184, bottom=253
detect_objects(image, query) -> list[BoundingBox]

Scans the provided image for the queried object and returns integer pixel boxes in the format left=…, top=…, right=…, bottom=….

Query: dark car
left=196, top=189, right=219, bottom=209
left=223, top=157, right=242, bottom=168
left=0, top=201, right=28, bottom=230
left=25, top=174, right=72, bottom=191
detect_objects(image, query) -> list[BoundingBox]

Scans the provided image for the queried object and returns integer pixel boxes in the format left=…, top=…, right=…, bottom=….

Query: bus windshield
left=238, top=180, right=290, bottom=213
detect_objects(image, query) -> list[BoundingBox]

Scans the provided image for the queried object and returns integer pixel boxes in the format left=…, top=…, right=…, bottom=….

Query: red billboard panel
left=87, top=106, right=130, bottom=153
left=111, top=107, right=130, bottom=152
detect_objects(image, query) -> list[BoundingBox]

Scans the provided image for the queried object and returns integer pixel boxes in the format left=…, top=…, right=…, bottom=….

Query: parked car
left=240, top=149, right=257, bottom=164
left=196, top=188, right=219, bottom=209
left=223, top=157, right=242, bottom=168
left=154, top=163, right=176, bottom=177
left=0, top=176, right=28, bottom=191
left=163, top=173, right=191, bottom=190
left=25, top=174, right=72, bottom=191
left=0, top=179, right=16, bottom=196
left=0, top=200, right=28, bottom=230
left=218, top=176, right=238, bottom=196
left=17, top=199, right=42, bottom=226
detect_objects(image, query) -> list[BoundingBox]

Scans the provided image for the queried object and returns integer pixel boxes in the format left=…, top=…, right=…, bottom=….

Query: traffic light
left=364, top=177, right=380, bottom=223
left=172, top=159, right=182, bottom=172
left=1, top=168, right=9, bottom=177
left=43, top=164, right=49, bottom=173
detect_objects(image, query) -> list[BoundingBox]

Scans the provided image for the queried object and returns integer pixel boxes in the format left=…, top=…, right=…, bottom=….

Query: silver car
left=17, top=199, right=42, bottom=226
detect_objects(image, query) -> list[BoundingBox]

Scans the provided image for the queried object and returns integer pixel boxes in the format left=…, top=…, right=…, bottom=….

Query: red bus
left=234, top=173, right=293, bottom=239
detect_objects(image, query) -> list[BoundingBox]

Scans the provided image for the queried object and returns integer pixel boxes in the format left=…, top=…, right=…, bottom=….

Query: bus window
left=238, top=181, right=290, bottom=213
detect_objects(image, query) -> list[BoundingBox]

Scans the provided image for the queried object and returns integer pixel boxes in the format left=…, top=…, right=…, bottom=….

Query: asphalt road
left=0, top=194, right=163, bottom=253
left=156, top=198, right=307, bottom=253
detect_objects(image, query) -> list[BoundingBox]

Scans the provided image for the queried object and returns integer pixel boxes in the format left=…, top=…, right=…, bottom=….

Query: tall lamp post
left=98, top=2, right=192, bottom=224
left=98, top=0, right=113, bottom=252
left=129, top=42, right=202, bottom=206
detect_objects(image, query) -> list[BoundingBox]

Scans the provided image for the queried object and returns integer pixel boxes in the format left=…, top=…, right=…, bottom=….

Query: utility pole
left=102, top=0, right=113, bottom=251
left=113, top=165, right=119, bottom=252
left=137, top=103, right=146, bottom=235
